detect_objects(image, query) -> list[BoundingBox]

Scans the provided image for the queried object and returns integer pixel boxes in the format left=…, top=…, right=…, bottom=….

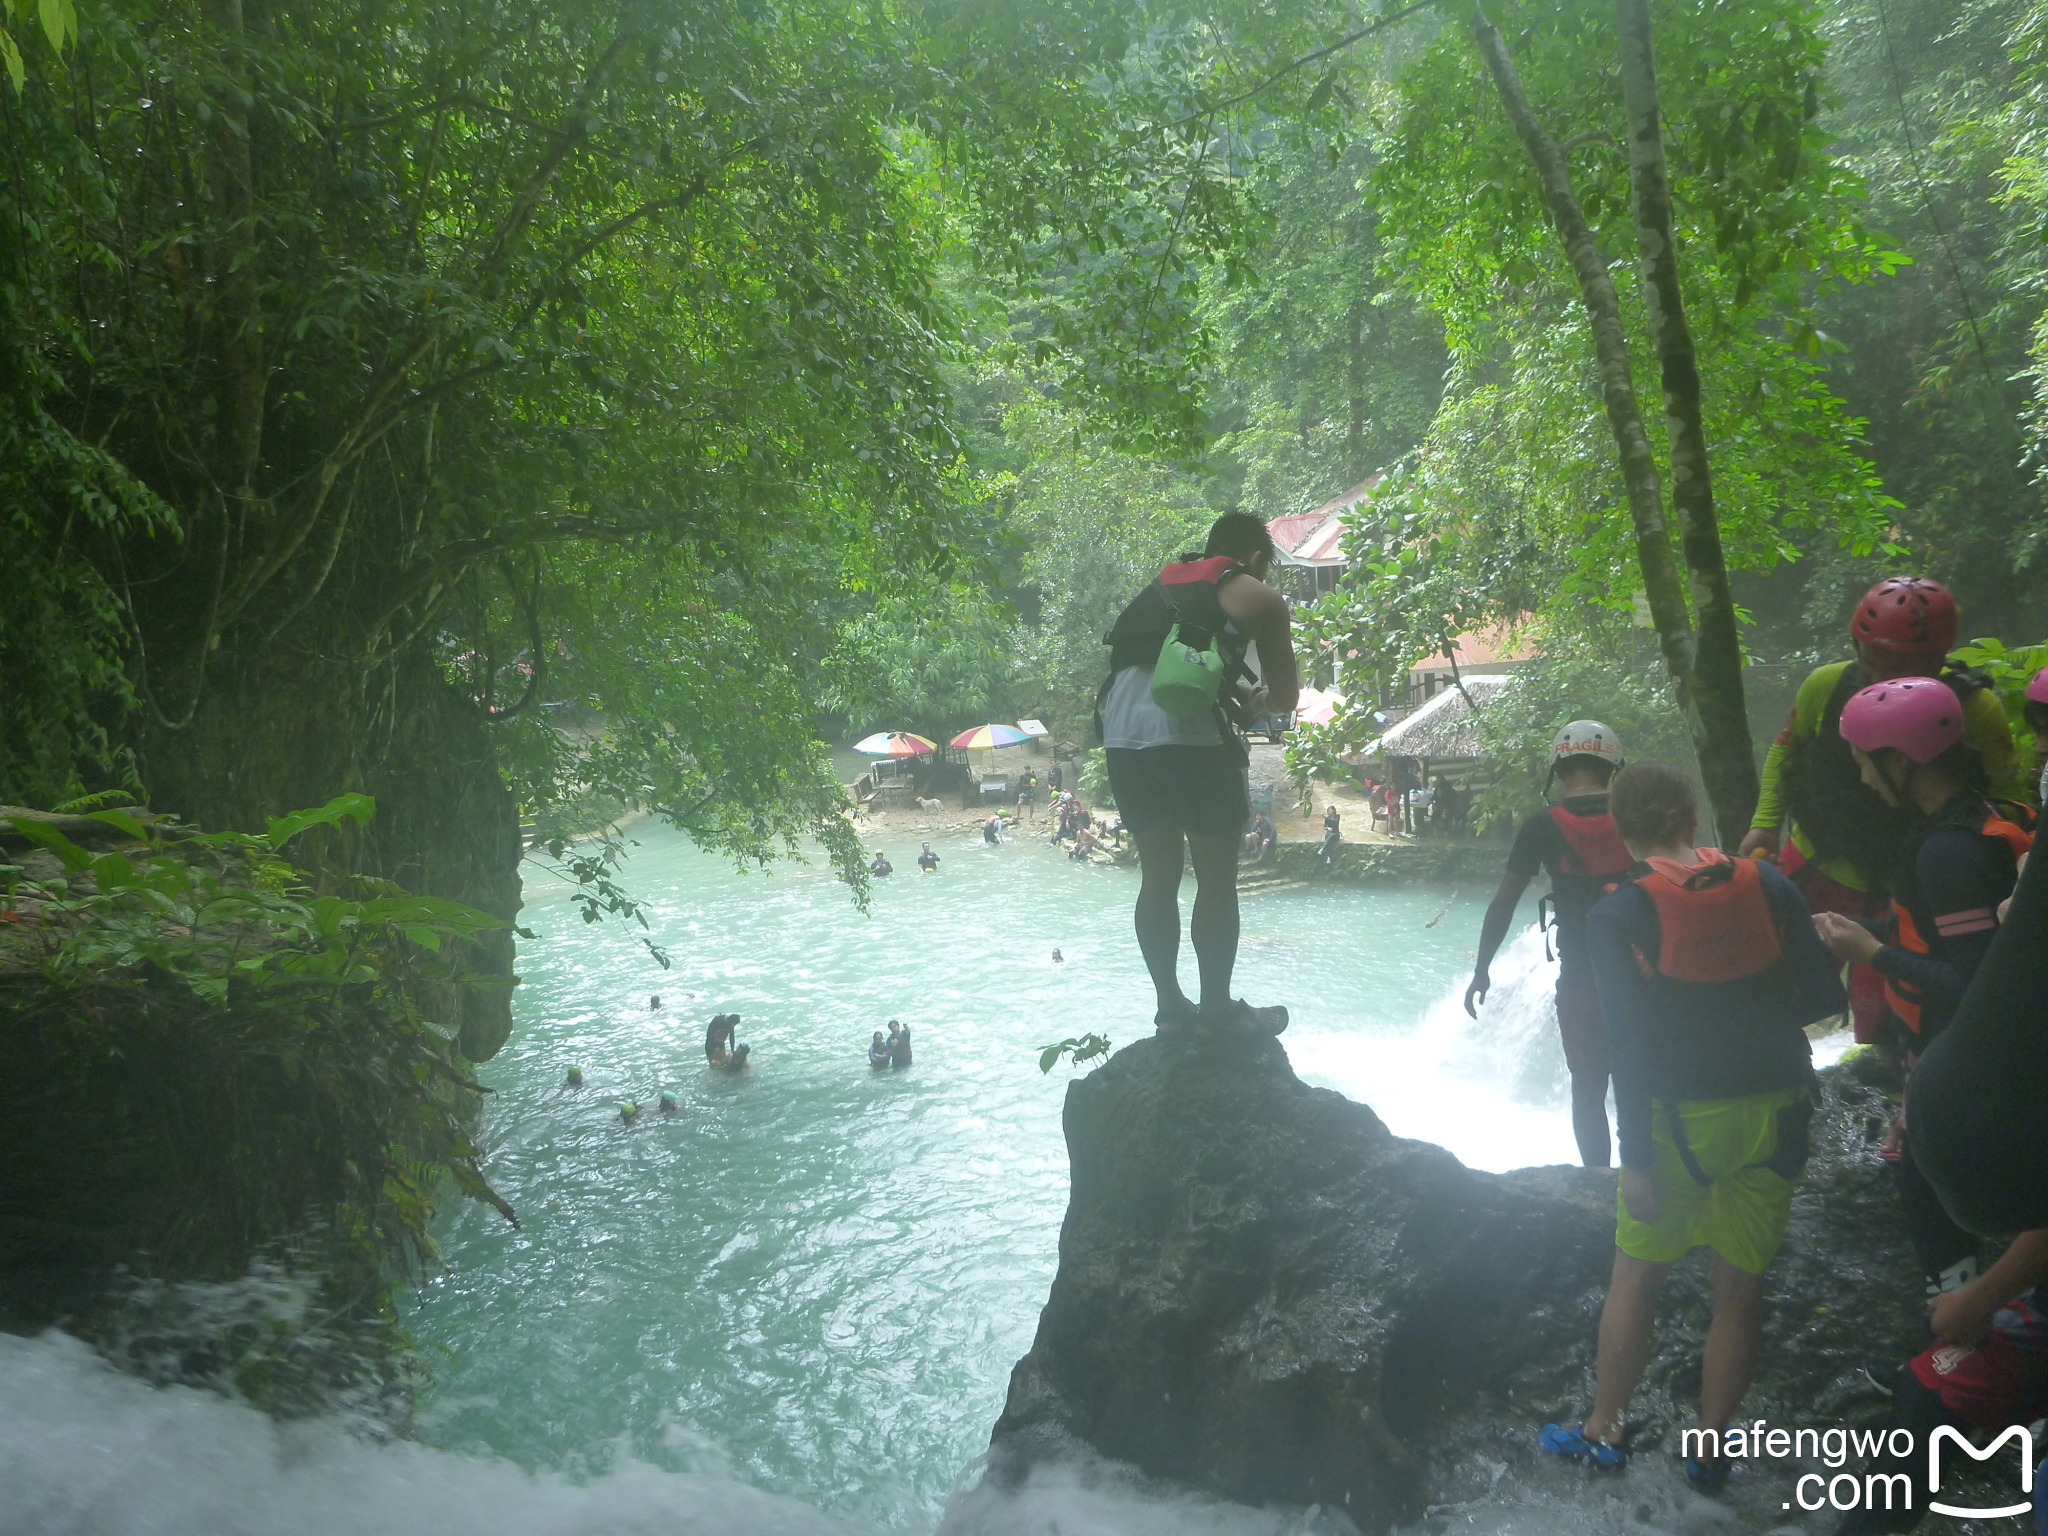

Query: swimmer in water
left=889, top=1022, right=913, bottom=1069
left=917, top=843, right=940, bottom=873
left=871, top=851, right=893, bottom=877
left=659, top=1091, right=679, bottom=1113
left=620, top=1101, right=642, bottom=1122
left=704, top=1012, right=737, bottom=1066
left=722, top=1043, right=751, bottom=1071
left=869, top=1031, right=891, bottom=1068
left=650, top=994, right=662, bottom=1010
left=564, top=1065, right=584, bottom=1088
left=1052, top=948, right=1065, bottom=964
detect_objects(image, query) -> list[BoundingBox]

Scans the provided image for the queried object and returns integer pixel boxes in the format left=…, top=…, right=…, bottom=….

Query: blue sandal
left=1685, top=1453, right=1730, bottom=1493
left=1539, top=1423, right=1628, bottom=1469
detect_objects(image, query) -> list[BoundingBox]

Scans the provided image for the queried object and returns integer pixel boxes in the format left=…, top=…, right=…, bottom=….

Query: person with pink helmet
left=1740, top=578, right=2026, bottom=1045
left=1814, top=676, right=2034, bottom=1309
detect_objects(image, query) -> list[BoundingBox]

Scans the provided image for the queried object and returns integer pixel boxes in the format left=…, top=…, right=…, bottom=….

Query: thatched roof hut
left=1364, top=673, right=1514, bottom=761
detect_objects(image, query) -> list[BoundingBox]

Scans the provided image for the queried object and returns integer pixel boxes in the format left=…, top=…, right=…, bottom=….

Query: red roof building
left=1266, top=479, right=1377, bottom=602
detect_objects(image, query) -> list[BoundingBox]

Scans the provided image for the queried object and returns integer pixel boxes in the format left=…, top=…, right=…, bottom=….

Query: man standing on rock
left=1465, top=721, right=1633, bottom=1167
left=1098, top=511, right=1300, bottom=1035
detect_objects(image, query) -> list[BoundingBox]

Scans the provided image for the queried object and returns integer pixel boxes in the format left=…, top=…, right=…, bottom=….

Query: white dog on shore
left=916, top=796, right=946, bottom=812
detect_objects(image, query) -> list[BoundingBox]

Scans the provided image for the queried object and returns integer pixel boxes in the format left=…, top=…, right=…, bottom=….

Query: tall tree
left=1308, top=0, right=1898, bottom=835
left=1612, top=0, right=1757, bottom=831
left=1470, top=0, right=1764, bottom=835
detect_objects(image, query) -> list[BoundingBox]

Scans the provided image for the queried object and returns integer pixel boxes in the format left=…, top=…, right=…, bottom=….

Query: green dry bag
left=1151, top=622, right=1227, bottom=717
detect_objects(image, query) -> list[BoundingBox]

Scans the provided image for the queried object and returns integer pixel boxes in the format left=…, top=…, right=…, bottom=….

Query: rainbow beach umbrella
left=852, top=731, right=937, bottom=757
left=949, top=723, right=1031, bottom=751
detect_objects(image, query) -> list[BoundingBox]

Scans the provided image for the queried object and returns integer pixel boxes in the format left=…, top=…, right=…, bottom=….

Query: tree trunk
left=1466, top=6, right=1709, bottom=767
left=1346, top=299, right=1368, bottom=486
left=1613, top=0, right=1757, bottom=839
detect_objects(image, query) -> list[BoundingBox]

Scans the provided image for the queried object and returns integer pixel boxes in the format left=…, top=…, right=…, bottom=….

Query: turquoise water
left=400, top=821, right=1569, bottom=1527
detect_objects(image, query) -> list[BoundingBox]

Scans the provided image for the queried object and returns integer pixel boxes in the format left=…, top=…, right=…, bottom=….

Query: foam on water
left=0, top=1330, right=1365, bottom=1536
left=0, top=1327, right=1825, bottom=1536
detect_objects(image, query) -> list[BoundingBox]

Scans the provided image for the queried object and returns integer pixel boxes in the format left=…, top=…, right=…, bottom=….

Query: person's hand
left=1738, top=826, right=1779, bottom=862
left=1813, top=910, right=1882, bottom=966
left=1621, top=1167, right=1660, bottom=1225
left=1931, top=1285, right=2000, bottom=1345
left=1463, top=971, right=1489, bottom=1018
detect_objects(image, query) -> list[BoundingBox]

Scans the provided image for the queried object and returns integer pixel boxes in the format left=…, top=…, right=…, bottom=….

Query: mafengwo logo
left=1928, top=1424, right=2035, bottom=1520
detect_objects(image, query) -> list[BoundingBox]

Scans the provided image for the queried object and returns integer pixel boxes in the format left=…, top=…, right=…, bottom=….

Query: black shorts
left=1104, top=746, right=1249, bottom=838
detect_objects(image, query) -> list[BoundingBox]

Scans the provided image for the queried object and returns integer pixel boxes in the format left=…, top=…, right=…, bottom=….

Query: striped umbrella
left=852, top=731, right=937, bottom=757
left=949, top=723, right=1031, bottom=750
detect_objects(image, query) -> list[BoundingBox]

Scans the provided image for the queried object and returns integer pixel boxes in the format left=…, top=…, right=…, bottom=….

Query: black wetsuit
left=1908, top=831, right=2048, bottom=1236
left=1504, top=794, right=1636, bottom=1167
left=1908, top=814, right=2048, bottom=1239
left=889, top=1028, right=913, bottom=1068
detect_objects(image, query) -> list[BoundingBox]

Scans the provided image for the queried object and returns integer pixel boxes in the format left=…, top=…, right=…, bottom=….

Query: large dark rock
left=986, top=1033, right=1923, bottom=1532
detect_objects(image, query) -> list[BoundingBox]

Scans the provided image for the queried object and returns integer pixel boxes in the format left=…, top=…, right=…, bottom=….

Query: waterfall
left=1290, top=924, right=1585, bottom=1172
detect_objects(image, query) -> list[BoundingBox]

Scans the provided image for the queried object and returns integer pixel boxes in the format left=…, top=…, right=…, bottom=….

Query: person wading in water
left=1466, top=722, right=1634, bottom=1167
left=1098, top=511, right=1300, bottom=1035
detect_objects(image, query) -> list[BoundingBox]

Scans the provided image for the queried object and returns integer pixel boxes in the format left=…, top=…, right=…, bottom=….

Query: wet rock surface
left=987, top=1034, right=1926, bottom=1532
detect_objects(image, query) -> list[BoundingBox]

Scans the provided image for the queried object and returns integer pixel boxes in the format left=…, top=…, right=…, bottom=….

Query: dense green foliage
left=1305, top=0, right=1901, bottom=728
left=1818, top=0, right=2048, bottom=643
left=1, top=796, right=514, bottom=1368
left=7, top=0, right=2048, bottom=843
left=0, top=0, right=1372, bottom=866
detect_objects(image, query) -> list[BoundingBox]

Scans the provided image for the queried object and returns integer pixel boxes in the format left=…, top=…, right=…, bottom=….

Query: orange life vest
left=1885, top=812, right=2032, bottom=1034
left=1632, top=850, right=1783, bottom=984
left=1547, top=803, right=1634, bottom=882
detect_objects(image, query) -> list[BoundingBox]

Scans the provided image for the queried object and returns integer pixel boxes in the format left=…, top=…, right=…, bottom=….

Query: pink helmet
left=2027, top=666, right=2048, bottom=706
left=1839, top=677, right=1965, bottom=764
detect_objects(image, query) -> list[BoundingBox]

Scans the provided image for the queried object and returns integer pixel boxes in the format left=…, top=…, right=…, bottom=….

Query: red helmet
left=1839, top=677, right=1965, bottom=764
left=1850, top=576, right=1957, bottom=657
left=2028, top=666, right=2048, bottom=706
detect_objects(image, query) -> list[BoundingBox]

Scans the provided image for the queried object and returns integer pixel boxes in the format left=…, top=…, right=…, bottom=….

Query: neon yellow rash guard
left=1750, top=659, right=2024, bottom=892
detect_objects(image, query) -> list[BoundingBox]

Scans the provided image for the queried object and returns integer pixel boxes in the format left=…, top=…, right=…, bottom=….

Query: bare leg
left=1185, top=833, right=1242, bottom=1010
left=1698, top=1254, right=1767, bottom=1435
left=1132, top=829, right=1192, bottom=1015
left=1583, top=1249, right=1670, bottom=1444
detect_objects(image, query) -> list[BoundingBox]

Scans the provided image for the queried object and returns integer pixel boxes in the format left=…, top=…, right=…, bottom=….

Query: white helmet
left=1550, top=720, right=1625, bottom=769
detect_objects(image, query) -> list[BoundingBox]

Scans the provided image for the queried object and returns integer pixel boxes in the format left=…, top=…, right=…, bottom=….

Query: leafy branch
left=1039, top=1033, right=1113, bottom=1074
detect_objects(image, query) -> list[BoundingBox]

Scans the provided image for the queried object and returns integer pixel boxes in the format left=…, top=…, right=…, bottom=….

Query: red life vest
left=1632, top=850, right=1783, bottom=984
left=1103, top=557, right=1247, bottom=674
left=1547, top=803, right=1634, bottom=881
left=1885, top=812, right=2032, bottom=1035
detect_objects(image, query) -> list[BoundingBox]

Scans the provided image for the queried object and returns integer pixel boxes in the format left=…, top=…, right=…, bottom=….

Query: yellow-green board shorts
left=1616, top=1088, right=1803, bottom=1274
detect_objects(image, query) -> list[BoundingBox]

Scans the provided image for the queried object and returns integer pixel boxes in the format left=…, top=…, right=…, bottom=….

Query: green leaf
left=0, top=31, right=22, bottom=95
left=87, top=851, right=136, bottom=888
left=265, top=793, right=376, bottom=849
left=85, top=808, right=150, bottom=841
left=37, top=0, right=71, bottom=54
left=9, top=817, right=93, bottom=873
